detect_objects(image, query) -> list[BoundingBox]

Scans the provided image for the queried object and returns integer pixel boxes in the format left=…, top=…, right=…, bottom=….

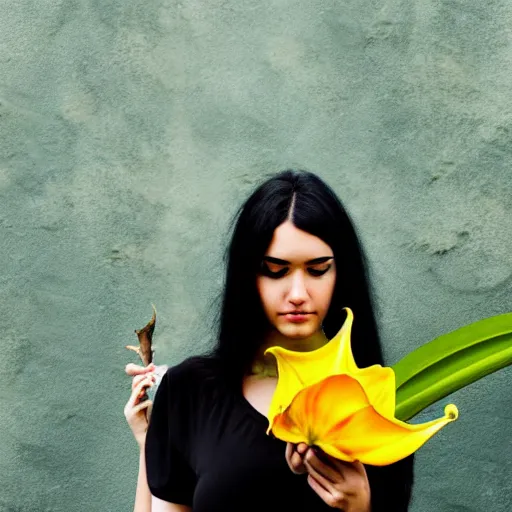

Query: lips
left=281, top=312, right=314, bottom=323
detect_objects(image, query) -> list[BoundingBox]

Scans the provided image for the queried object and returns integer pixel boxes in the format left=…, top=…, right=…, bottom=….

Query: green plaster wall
left=0, top=1, right=510, bottom=510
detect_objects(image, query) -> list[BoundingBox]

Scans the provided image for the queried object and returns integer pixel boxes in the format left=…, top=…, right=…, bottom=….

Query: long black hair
left=191, top=169, right=414, bottom=508
left=208, top=169, right=384, bottom=384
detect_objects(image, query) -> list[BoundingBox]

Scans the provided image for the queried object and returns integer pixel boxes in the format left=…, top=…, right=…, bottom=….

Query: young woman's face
left=256, top=220, right=336, bottom=339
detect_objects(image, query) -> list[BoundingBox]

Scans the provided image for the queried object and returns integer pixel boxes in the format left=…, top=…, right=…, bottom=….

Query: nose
left=287, top=271, right=308, bottom=305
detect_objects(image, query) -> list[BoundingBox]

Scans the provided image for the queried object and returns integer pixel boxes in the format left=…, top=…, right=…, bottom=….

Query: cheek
left=256, top=278, right=278, bottom=313
left=317, top=275, right=336, bottom=310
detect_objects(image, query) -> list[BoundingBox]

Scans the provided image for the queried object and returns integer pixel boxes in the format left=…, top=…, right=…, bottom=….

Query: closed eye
left=307, top=265, right=331, bottom=277
left=260, top=263, right=288, bottom=278
left=259, top=261, right=333, bottom=278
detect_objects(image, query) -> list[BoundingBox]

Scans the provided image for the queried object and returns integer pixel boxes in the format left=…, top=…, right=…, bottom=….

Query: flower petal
left=351, top=365, right=396, bottom=417
left=266, top=308, right=397, bottom=425
left=318, top=402, right=458, bottom=466
left=265, top=308, right=358, bottom=425
left=271, top=374, right=458, bottom=466
left=271, top=374, right=371, bottom=458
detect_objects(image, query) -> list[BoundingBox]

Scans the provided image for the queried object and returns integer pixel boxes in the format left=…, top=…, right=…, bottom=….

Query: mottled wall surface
left=0, top=1, right=510, bottom=510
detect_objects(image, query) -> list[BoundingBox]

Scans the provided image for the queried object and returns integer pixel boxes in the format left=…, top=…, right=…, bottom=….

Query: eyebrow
left=263, top=256, right=334, bottom=265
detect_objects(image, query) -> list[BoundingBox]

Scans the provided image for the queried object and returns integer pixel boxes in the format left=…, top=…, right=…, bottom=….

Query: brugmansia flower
left=265, top=308, right=458, bottom=466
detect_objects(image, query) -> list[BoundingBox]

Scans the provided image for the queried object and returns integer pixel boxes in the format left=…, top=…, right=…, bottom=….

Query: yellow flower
left=265, top=308, right=458, bottom=466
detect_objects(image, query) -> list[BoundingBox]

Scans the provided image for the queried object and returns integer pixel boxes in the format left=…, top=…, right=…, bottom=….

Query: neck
left=249, top=329, right=329, bottom=378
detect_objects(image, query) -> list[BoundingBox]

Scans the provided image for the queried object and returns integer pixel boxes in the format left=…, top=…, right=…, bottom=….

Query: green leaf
left=393, top=312, right=512, bottom=421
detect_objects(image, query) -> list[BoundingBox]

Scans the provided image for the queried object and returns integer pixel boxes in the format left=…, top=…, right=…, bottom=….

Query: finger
left=291, top=451, right=307, bottom=474
left=326, top=458, right=368, bottom=480
left=125, top=363, right=155, bottom=376
left=125, top=363, right=144, bottom=375
left=285, top=443, right=294, bottom=462
left=314, top=447, right=346, bottom=474
left=285, top=443, right=307, bottom=475
left=128, top=362, right=156, bottom=374
left=297, top=442, right=308, bottom=455
left=307, top=474, right=345, bottom=510
left=305, top=458, right=335, bottom=490
left=124, top=398, right=152, bottom=423
left=331, top=460, right=370, bottom=495
left=131, top=399, right=153, bottom=415
left=131, top=372, right=155, bottom=391
left=305, top=448, right=343, bottom=484
left=131, top=374, right=147, bottom=390
left=348, top=460, right=368, bottom=479
left=128, top=376, right=154, bottom=407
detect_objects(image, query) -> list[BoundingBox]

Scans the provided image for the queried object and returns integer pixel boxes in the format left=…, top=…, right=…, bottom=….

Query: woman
left=125, top=170, right=414, bottom=511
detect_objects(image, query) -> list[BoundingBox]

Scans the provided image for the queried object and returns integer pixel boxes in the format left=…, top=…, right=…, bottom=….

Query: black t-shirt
left=145, top=358, right=414, bottom=511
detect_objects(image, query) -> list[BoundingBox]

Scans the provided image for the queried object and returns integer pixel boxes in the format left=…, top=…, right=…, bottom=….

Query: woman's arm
left=134, top=447, right=152, bottom=512
left=125, top=364, right=193, bottom=512
left=135, top=447, right=191, bottom=512
left=133, top=445, right=192, bottom=512
left=125, top=366, right=155, bottom=511
left=151, top=496, right=191, bottom=512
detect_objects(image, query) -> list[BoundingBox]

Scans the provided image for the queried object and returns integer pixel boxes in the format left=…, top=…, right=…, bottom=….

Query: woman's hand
left=124, top=363, right=156, bottom=449
left=285, top=442, right=309, bottom=474
left=286, top=443, right=371, bottom=511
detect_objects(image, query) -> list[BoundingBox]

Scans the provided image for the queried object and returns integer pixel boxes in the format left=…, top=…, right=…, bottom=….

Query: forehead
left=265, top=221, right=333, bottom=261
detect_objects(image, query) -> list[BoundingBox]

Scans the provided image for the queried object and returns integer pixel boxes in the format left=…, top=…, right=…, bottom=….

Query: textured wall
left=0, top=1, right=510, bottom=511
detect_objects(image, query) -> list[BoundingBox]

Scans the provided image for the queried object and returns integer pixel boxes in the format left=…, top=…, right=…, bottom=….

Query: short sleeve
left=145, top=365, right=197, bottom=505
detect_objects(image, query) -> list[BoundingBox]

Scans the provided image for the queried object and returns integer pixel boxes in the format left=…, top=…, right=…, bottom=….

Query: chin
left=279, top=323, right=318, bottom=340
